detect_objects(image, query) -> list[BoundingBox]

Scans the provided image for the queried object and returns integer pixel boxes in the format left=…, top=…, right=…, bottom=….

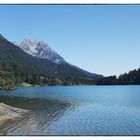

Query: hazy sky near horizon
left=0, top=5, right=140, bottom=76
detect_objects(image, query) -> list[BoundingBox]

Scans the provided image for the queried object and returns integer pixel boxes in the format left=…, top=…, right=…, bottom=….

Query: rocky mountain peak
left=15, top=39, right=66, bottom=64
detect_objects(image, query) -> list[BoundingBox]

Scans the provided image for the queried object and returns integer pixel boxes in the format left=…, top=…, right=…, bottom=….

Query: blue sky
left=0, top=5, right=140, bottom=76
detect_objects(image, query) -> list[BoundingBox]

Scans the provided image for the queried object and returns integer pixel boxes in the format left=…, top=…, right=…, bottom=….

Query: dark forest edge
left=1, top=66, right=140, bottom=90
left=95, top=68, right=140, bottom=85
left=0, top=65, right=97, bottom=90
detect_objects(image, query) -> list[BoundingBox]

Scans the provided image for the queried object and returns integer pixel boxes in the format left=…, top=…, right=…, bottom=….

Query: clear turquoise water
left=0, top=85, right=140, bottom=135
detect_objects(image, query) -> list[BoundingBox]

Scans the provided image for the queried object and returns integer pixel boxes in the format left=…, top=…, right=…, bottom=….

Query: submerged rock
left=0, top=103, right=29, bottom=129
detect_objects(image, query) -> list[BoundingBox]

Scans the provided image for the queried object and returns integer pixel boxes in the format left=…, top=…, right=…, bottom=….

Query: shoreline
left=0, top=103, right=29, bottom=134
left=1, top=84, right=140, bottom=91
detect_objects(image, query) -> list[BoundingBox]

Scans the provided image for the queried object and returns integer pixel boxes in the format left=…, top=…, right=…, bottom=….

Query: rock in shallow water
left=0, top=103, right=29, bottom=129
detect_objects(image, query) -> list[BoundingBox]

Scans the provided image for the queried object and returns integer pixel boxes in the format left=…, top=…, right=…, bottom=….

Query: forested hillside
left=1, top=33, right=140, bottom=89
left=0, top=34, right=101, bottom=89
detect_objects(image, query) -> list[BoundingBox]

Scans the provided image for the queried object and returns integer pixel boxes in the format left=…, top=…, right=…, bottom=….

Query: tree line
left=0, top=61, right=96, bottom=90
left=1, top=60, right=140, bottom=90
left=95, top=68, right=140, bottom=85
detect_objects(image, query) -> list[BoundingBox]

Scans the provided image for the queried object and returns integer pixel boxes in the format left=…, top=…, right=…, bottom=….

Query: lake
left=0, top=85, right=140, bottom=135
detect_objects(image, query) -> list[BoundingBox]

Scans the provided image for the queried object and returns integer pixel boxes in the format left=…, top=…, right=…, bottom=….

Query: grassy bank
left=20, top=82, right=33, bottom=87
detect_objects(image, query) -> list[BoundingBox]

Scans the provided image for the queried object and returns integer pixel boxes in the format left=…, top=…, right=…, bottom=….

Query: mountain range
left=0, top=34, right=102, bottom=89
left=0, top=34, right=140, bottom=89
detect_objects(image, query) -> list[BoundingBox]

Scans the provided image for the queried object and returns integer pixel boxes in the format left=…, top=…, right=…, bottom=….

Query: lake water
left=0, top=85, right=140, bottom=135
